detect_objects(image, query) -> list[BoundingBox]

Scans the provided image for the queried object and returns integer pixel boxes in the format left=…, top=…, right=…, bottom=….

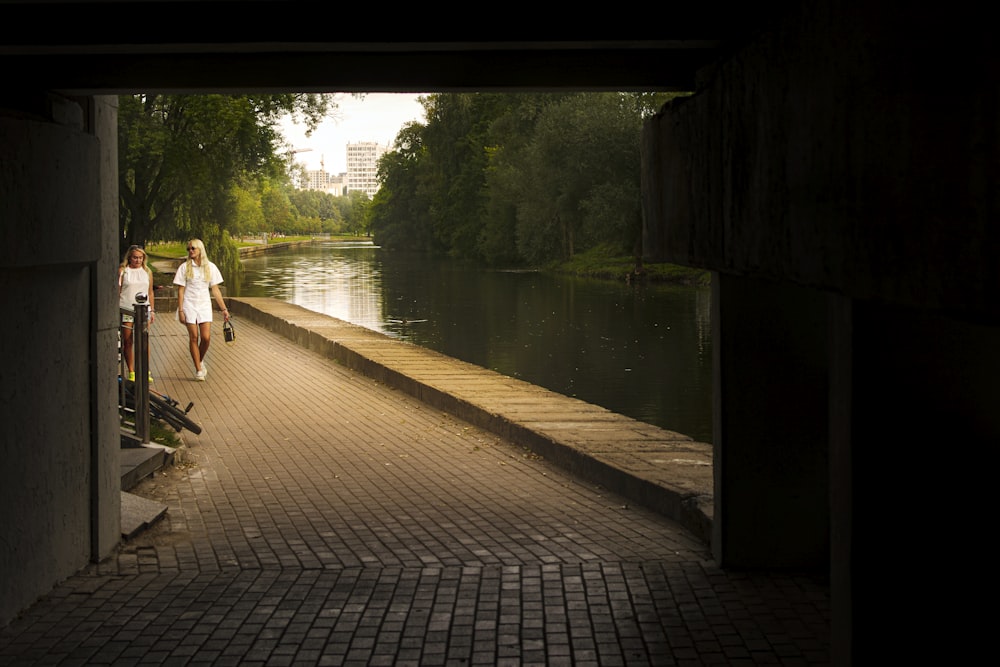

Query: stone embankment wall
left=237, top=239, right=315, bottom=258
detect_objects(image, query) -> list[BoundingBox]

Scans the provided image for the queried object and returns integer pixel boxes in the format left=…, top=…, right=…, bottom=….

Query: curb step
left=120, top=443, right=175, bottom=491
left=120, top=491, right=167, bottom=539
left=120, top=439, right=176, bottom=539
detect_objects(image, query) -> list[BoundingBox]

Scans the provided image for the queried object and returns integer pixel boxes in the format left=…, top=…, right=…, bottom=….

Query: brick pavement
left=0, top=311, right=829, bottom=665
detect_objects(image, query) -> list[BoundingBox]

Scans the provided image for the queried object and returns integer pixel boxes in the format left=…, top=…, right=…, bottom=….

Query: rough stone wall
left=0, top=97, right=120, bottom=628
left=643, top=0, right=999, bottom=323
left=642, top=3, right=1000, bottom=661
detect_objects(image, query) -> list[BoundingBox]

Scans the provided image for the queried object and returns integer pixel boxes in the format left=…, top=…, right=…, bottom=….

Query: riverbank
left=547, top=244, right=712, bottom=286
left=149, top=237, right=710, bottom=289
left=148, top=237, right=714, bottom=442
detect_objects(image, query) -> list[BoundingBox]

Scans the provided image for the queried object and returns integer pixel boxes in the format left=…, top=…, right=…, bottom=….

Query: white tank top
left=119, top=266, right=150, bottom=310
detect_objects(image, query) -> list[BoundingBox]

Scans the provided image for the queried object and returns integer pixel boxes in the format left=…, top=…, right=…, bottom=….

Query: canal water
left=231, top=240, right=714, bottom=443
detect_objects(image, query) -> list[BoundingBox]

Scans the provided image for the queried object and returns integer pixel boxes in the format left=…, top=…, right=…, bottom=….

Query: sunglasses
left=187, top=246, right=197, bottom=251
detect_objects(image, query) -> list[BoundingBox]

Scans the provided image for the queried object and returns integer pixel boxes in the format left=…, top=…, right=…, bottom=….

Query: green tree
left=344, top=191, right=371, bottom=236
left=287, top=189, right=347, bottom=234
left=230, top=179, right=266, bottom=239
left=367, top=92, right=682, bottom=266
left=288, top=188, right=320, bottom=219
left=419, top=93, right=501, bottom=259
left=260, top=179, right=296, bottom=235
left=314, top=193, right=345, bottom=230
left=369, top=120, right=437, bottom=250
left=330, top=195, right=357, bottom=232
left=479, top=93, right=572, bottom=265
left=118, top=93, right=333, bottom=273
left=517, top=94, right=646, bottom=260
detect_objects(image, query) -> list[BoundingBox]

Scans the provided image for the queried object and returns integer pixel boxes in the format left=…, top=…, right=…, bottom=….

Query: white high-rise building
left=346, top=141, right=388, bottom=198
left=303, top=169, right=346, bottom=196
left=304, top=169, right=331, bottom=192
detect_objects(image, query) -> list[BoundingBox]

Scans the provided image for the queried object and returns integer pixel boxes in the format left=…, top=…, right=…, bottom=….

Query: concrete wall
left=0, top=95, right=120, bottom=627
left=643, top=0, right=998, bottom=661
left=644, top=1, right=998, bottom=320
left=711, top=273, right=829, bottom=569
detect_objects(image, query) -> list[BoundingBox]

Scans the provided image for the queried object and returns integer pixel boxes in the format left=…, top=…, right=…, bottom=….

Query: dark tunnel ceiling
left=0, top=1, right=793, bottom=94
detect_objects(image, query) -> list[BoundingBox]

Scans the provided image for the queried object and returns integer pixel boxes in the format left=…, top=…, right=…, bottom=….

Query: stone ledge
left=226, top=296, right=715, bottom=544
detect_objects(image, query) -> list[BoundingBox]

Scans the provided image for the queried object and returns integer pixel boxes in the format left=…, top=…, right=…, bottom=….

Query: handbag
left=223, top=318, right=236, bottom=344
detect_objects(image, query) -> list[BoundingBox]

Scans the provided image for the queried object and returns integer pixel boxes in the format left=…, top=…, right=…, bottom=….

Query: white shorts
left=180, top=302, right=214, bottom=324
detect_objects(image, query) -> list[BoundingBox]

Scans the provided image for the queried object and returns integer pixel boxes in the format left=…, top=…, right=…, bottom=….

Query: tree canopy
left=117, top=91, right=682, bottom=276
left=118, top=93, right=334, bottom=273
left=368, top=92, right=680, bottom=266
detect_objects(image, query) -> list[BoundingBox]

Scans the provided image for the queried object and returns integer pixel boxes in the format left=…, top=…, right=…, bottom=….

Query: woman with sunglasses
left=173, top=238, right=229, bottom=381
left=118, top=245, right=155, bottom=383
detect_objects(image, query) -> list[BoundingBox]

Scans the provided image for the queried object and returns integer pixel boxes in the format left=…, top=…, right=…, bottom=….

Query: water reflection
left=234, top=240, right=713, bottom=442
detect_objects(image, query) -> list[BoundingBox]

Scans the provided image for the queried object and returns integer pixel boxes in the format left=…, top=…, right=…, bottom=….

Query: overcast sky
left=279, top=93, right=425, bottom=174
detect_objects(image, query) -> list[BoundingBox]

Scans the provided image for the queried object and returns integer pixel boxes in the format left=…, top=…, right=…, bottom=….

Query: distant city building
left=326, top=172, right=347, bottom=196
left=303, top=169, right=330, bottom=191
left=346, top=141, right=388, bottom=198
left=303, top=169, right=347, bottom=196
left=295, top=141, right=387, bottom=197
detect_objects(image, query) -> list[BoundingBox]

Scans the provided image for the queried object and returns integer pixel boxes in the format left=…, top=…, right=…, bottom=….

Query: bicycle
left=119, top=376, right=202, bottom=435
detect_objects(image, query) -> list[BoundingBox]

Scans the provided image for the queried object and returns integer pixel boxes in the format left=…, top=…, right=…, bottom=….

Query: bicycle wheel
left=149, top=391, right=202, bottom=435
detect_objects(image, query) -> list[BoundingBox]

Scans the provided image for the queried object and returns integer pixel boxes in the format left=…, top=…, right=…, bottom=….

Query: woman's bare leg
left=122, top=324, right=135, bottom=374
left=185, top=322, right=202, bottom=371
left=198, top=321, right=212, bottom=364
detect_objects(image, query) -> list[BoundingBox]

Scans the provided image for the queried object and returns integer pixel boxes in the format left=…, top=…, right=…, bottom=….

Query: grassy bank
left=548, top=245, right=711, bottom=286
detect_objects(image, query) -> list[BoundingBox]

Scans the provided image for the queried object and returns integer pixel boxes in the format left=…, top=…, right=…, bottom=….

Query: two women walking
left=118, top=238, right=229, bottom=383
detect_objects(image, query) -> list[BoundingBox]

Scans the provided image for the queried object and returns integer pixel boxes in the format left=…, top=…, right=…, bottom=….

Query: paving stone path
left=0, top=315, right=829, bottom=665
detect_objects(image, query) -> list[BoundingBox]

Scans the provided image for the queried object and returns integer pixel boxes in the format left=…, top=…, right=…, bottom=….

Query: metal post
left=133, top=295, right=150, bottom=443
left=118, top=312, right=127, bottom=414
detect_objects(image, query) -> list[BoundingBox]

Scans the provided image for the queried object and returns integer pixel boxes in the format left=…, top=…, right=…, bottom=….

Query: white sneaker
left=202, top=362, right=208, bottom=377
left=195, top=368, right=206, bottom=381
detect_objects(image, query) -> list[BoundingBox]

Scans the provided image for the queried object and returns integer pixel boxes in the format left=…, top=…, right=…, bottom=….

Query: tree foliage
left=368, top=92, right=681, bottom=266
left=119, top=91, right=683, bottom=273
left=516, top=94, right=647, bottom=262
left=230, top=178, right=266, bottom=238
left=287, top=189, right=347, bottom=234
left=369, top=119, right=436, bottom=251
left=118, top=93, right=334, bottom=274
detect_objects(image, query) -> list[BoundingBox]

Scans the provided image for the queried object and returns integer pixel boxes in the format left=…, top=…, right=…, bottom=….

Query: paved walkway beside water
left=0, top=299, right=829, bottom=665
left=230, top=298, right=717, bottom=543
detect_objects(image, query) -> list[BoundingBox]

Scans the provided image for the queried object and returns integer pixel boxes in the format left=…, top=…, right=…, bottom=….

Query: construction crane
left=288, top=148, right=327, bottom=174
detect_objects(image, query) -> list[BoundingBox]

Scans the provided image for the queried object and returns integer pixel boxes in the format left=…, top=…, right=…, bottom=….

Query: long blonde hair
left=184, top=238, right=212, bottom=282
left=118, top=245, right=153, bottom=286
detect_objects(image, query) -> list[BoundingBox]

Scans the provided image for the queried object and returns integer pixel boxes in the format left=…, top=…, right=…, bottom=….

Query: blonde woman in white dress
left=173, top=239, right=229, bottom=381
left=118, top=245, right=155, bottom=382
